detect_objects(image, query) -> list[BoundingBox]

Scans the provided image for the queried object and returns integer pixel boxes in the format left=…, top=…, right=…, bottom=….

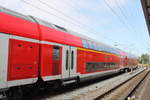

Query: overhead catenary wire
left=60, top=0, right=133, bottom=46
left=103, top=0, right=134, bottom=33
left=22, top=0, right=138, bottom=54
left=103, top=0, right=142, bottom=54
left=114, top=0, right=140, bottom=37
left=64, top=0, right=144, bottom=48
left=114, top=0, right=149, bottom=49
left=37, top=0, right=118, bottom=43
left=37, top=0, right=96, bottom=34
left=22, top=0, right=120, bottom=45
left=114, top=0, right=129, bottom=21
left=62, top=0, right=123, bottom=43
left=21, top=0, right=97, bottom=37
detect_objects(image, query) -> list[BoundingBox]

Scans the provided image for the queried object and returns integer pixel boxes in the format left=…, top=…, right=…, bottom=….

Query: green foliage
left=139, top=53, right=150, bottom=64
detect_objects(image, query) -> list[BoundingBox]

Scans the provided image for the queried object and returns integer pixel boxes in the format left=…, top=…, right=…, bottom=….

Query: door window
left=66, top=50, right=69, bottom=70
left=52, top=46, right=60, bottom=60
left=71, top=51, right=74, bottom=69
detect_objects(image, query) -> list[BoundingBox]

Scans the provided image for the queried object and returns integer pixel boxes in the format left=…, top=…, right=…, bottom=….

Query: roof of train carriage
left=35, top=17, right=125, bottom=55
left=141, top=0, right=150, bottom=35
left=0, top=6, right=40, bottom=39
left=0, top=6, right=134, bottom=56
left=0, top=6, right=82, bottom=47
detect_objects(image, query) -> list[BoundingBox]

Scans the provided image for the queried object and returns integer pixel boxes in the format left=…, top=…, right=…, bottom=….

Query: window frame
left=52, top=46, right=60, bottom=60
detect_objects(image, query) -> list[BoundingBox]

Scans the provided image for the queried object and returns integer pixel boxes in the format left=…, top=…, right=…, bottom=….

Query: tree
left=139, top=53, right=150, bottom=64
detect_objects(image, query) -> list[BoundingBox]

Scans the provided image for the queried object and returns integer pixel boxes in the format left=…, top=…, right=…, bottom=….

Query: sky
left=0, top=0, right=149, bottom=56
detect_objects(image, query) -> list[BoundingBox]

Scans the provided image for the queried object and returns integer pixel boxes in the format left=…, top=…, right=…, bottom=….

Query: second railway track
left=96, top=67, right=149, bottom=100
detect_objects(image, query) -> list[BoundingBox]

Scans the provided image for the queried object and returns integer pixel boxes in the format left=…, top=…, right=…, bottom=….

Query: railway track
left=26, top=67, right=145, bottom=100
left=25, top=71, right=122, bottom=100
left=126, top=68, right=150, bottom=100
left=96, top=67, right=149, bottom=100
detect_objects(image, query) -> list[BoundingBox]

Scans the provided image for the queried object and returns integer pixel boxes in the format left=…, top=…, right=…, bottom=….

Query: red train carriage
left=0, top=6, right=138, bottom=98
left=119, top=51, right=138, bottom=72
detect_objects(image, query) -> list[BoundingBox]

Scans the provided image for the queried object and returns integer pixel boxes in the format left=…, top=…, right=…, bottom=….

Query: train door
left=7, top=36, right=39, bottom=81
left=62, top=46, right=77, bottom=79
left=69, top=47, right=77, bottom=77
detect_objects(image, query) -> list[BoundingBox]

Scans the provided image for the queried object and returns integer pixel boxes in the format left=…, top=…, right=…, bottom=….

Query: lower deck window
left=86, top=62, right=118, bottom=72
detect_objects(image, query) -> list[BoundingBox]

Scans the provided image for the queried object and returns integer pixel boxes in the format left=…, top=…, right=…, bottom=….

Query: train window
left=101, top=47, right=105, bottom=51
left=98, top=46, right=102, bottom=51
left=95, top=63, right=99, bottom=71
left=85, top=41, right=88, bottom=48
left=102, top=63, right=105, bottom=69
left=110, top=49, right=113, bottom=53
left=66, top=50, right=69, bottom=70
left=86, top=63, right=93, bottom=72
left=86, top=41, right=90, bottom=48
left=82, top=40, right=87, bottom=48
left=88, top=41, right=93, bottom=49
left=91, top=42, right=94, bottom=49
left=92, top=63, right=95, bottom=72
left=86, top=63, right=89, bottom=72
left=103, top=47, right=107, bottom=52
left=106, top=48, right=110, bottom=53
left=109, top=63, right=112, bottom=68
left=86, top=62, right=120, bottom=72
left=99, top=47, right=103, bottom=51
left=91, top=42, right=95, bottom=50
left=93, top=43, right=96, bottom=50
left=52, top=46, right=60, bottom=60
left=71, top=51, right=74, bottom=70
left=113, top=63, right=116, bottom=67
left=107, top=63, right=111, bottom=68
left=96, top=63, right=100, bottom=70
left=94, top=44, right=99, bottom=51
left=108, top=63, right=117, bottom=68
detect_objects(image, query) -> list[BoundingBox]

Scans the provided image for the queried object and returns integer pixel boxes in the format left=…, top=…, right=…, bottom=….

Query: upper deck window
left=82, top=40, right=87, bottom=48
left=93, top=43, right=98, bottom=50
left=88, top=41, right=93, bottom=49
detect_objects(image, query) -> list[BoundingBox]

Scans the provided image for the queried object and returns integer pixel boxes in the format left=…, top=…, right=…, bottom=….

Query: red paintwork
left=0, top=12, right=83, bottom=48
left=0, top=9, right=138, bottom=83
left=52, top=47, right=62, bottom=75
left=77, top=49, right=121, bottom=74
left=7, top=39, right=39, bottom=80
left=40, top=44, right=53, bottom=77
left=127, top=58, right=138, bottom=66
left=40, top=44, right=62, bottom=77
left=0, top=11, right=82, bottom=81
left=39, top=25, right=83, bottom=48
left=0, top=12, right=40, bottom=40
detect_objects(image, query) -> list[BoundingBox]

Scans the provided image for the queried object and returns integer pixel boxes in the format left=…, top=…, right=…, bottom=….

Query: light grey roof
left=0, top=6, right=35, bottom=23
left=33, top=17, right=54, bottom=29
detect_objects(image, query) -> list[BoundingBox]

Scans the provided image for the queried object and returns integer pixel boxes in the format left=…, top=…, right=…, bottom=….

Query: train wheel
left=8, top=87, right=23, bottom=100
